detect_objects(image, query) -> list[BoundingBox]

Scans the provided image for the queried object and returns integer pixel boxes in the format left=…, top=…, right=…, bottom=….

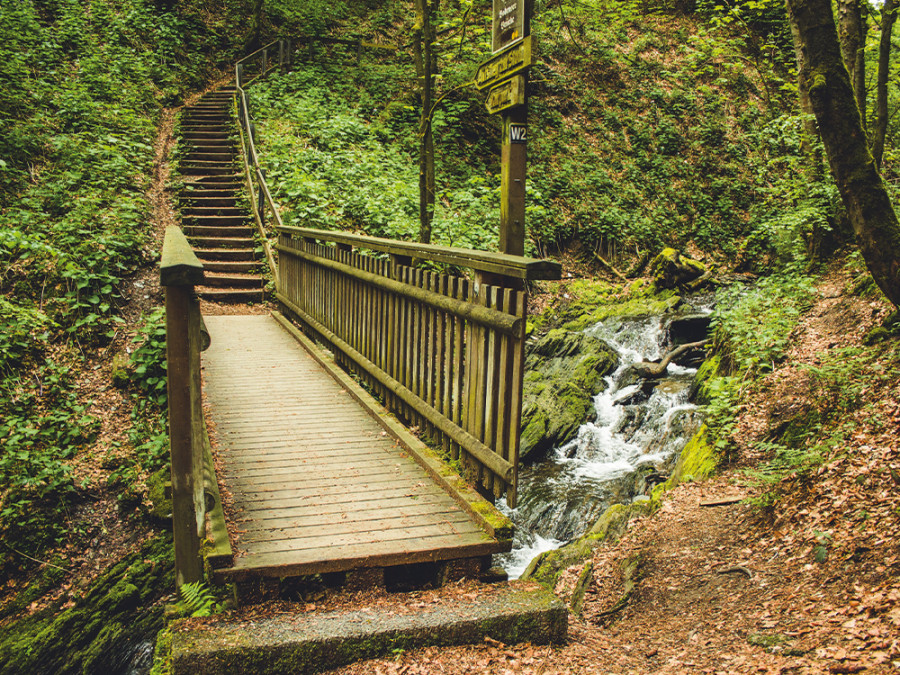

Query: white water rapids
left=498, top=312, right=708, bottom=579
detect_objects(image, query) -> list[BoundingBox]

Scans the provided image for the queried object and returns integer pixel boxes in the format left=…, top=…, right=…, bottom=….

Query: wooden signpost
left=479, top=0, right=532, bottom=259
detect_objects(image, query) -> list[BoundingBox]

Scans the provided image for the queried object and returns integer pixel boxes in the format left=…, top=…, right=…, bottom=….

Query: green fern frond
left=179, top=581, right=217, bottom=617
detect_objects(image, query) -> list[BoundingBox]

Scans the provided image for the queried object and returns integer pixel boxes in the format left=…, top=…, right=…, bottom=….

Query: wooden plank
left=239, top=512, right=475, bottom=545
left=239, top=496, right=468, bottom=526
left=240, top=520, right=484, bottom=555
left=215, top=535, right=505, bottom=582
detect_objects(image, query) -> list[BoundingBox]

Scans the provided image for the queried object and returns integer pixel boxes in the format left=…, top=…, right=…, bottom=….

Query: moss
left=521, top=502, right=650, bottom=587
left=651, top=425, right=718, bottom=509
left=0, top=534, right=174, bottom=675
left=690, top=354, right=722, bottom=404
left=521, top=331, right=619, bottom=461
left=145, top=467, right=173, bottom=527
left=530, top=278, right=681, bottom=334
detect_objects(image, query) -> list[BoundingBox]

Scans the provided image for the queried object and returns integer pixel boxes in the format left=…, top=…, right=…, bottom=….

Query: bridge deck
left=202, top=315, right=508, bottom=582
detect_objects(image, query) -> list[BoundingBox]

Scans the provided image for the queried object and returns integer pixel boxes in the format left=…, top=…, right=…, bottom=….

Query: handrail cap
left=161, top=226, right=204, bottom=287
left=278, top=226, right=562, bottom=281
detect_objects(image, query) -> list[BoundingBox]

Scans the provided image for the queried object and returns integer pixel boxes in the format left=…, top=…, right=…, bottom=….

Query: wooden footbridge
left=162, top=41, right=560, bottom=594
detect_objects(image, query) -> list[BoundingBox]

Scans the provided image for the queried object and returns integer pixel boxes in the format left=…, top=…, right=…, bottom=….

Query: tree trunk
left=414, top=0, right=436, bottom=244
left=872, top=0, right=897, bottom=168
left=787, top=2, right=824, bottom=179
left=837, top=0, right=867, bottom=129
left=787, top=0, right=900, bottom=307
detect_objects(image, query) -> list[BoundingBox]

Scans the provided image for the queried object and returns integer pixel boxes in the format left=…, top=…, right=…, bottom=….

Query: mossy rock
left=520, top=502, right=649, bottom=587
left=521, top=331, right=619, bottom=462
left=0, top=535, right=174, bottom=675
left=650, top=248, right=706, bottom=290
left=530, top=278, right=682, bottom=334
left=688, top=354, right=722, bottom=403
left=651, top=424, right=718, bottom=505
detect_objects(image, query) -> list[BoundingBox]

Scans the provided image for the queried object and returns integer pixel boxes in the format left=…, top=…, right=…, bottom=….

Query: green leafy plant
left=178, top=581, right=220, bottom=617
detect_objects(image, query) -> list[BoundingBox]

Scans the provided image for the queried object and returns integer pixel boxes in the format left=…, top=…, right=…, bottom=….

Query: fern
left=179, top=581, right=218, bottom=617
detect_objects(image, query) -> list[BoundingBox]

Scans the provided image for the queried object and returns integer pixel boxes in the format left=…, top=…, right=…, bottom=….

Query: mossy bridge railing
left=162, top=41, right=561, bottom=587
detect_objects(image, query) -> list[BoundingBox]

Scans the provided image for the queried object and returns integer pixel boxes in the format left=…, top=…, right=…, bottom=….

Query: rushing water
left=498, top=309, right=709, bottom=578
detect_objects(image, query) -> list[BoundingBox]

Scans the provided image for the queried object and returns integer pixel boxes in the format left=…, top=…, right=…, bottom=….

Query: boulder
left=520, top=330, right=619, bottom=463
left=650, top=248, right=706, bottom=290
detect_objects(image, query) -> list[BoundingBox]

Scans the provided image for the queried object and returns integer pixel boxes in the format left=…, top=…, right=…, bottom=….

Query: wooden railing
left=161, top=226, right=230, bottom=587
left=233, top=39, right=562, bottom=507
left=275, top=229, right=560, bottom=507
left=233, top=36, right=402, bottom=289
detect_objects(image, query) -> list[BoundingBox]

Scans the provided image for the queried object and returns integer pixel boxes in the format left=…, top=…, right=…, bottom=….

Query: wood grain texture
left=202, top=315, right=503, bottom=581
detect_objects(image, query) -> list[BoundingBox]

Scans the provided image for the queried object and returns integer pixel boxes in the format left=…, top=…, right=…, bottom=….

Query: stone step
left=168, top=584, right=565, bottom=675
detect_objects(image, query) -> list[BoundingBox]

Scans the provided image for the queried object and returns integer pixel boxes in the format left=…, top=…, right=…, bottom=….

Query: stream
left=498, top=303, right=712, bottom=578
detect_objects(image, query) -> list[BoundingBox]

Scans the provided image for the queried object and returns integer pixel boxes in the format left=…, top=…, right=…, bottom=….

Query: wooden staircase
left=177, top=86, right=264, bottom=303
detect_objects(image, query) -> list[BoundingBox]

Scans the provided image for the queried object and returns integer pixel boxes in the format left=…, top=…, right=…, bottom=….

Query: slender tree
left=786, top=0, right=900, bottom=306
left=837, top=0, right=867, bottom=127
left=872, top=0, right=897, bottom=168
left=413, top=0, right=437, bottom=244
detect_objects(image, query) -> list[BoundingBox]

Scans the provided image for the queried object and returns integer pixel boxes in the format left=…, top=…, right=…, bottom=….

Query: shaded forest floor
left=325, top=269, right=900, bottom=674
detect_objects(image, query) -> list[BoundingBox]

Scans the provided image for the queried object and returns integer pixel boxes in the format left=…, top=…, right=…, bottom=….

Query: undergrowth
left=0, top=0, right=220, bottom=573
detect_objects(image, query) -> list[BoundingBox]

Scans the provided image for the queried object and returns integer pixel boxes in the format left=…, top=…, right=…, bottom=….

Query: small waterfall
left=499, top=311, right=708, bottom=579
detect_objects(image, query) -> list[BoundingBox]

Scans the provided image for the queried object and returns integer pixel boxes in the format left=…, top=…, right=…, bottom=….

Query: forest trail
left=323, top=268, right=900, bottom=674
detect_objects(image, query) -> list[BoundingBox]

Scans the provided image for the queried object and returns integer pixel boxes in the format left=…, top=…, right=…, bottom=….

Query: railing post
left=284, top=38, right=292, bottom=71
left=257, top=168, right=267, bottom=227
left=161, top=227, right=206, bottom=589
left=262, top=48, right=268, bottom=73
left=236, top=63, right=244, bottom=89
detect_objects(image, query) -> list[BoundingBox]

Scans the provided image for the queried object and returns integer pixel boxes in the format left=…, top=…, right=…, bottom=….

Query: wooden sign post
left=477, top=0, right=532, bottom=258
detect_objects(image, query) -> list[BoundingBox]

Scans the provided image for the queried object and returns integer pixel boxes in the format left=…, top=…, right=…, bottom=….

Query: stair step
left=180, top=130, right=231, bottom=137
left=184, top=225, right=254, bottom=238
left=178, top=196, right=242, bottom=207
left=189, top=236, right=255, bottom=248
left=183, top=152, right=236, bottom=163
left=201, top=273, right=262, bottom=289
left=194, top=248, right=256, bottom=261
left=182, top=206, right=248, bottom=216
left=184, top=140, right=235, bottom=148
left=180, top=165, right=237, bottom=176
left=182, top=183, right=243, bottom=193
left=200, top=260, right=259, bottom=273
left=196, top=287, right=264, bottom=303
left=183, top=214, right=251, bottom=226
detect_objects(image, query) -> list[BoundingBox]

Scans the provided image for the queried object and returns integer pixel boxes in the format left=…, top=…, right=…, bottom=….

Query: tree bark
left=837, top=0, right=867, bottom=129
left=787, top=0, right=900, bottom=307
left=872, top=0, right=897, bottom=168
left=414, top=0, right=436, bottom=244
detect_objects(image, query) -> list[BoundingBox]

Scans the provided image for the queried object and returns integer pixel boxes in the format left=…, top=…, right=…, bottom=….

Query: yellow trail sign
left=486, top=75, right=526, bottom=115
left=475, top=36, right=533, bottom=91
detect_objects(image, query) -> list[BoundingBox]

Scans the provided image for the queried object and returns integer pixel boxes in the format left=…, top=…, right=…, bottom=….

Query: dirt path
left=327, top=269, right=900, bottom=674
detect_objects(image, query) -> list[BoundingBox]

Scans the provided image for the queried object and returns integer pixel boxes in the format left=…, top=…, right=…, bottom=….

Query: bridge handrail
left=276, top=230, right=547, bottom=506
left=233, top=39, right=563, bottom=507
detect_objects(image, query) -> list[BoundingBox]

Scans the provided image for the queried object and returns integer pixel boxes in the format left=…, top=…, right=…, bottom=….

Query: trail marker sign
left=486, top=75, right=526, bottom=115
left=493, top=0, right=526, bottom=53
left=475, top=36, right=532, bottom=91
